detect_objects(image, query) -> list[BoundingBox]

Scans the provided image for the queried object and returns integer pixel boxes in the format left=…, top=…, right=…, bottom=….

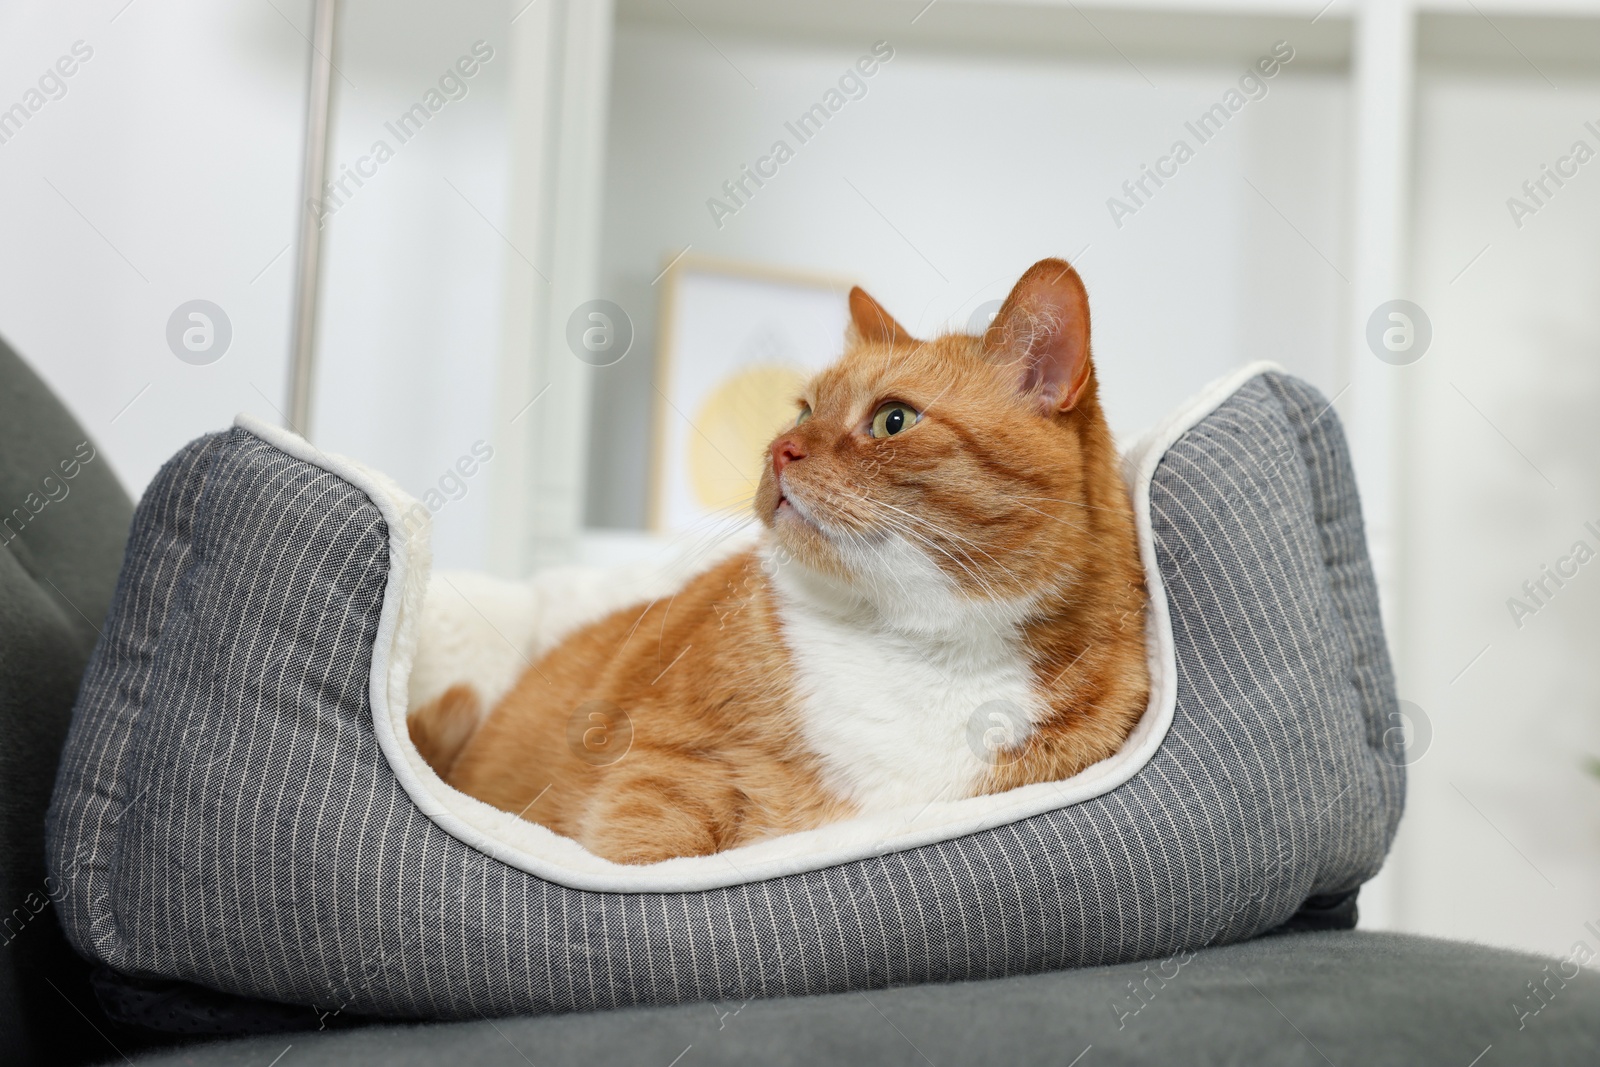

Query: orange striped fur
left=415, top=258, right=1149, bottom=864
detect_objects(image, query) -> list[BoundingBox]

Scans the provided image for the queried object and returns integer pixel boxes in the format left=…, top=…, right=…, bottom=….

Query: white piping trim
left=232, top=360, right=1283, bottom=894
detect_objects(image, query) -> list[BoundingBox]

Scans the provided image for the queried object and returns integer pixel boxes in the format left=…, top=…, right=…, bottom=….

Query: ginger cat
left=410, top=258, right=1150, bottom=865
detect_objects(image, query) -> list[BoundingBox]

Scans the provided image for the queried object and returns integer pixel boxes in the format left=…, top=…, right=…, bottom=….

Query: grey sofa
left=3, top=335, right=1597, bottom=1066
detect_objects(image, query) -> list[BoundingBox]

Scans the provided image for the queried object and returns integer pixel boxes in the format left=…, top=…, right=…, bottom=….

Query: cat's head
left=756, top=258, right=1124, bottom=623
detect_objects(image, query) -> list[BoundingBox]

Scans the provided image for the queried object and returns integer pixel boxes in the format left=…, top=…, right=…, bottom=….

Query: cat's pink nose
left=771, top=436, right=806, bottom=476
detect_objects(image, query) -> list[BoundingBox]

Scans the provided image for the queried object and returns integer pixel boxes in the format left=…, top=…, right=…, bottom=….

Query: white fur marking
left=766, top=534, right=1043, bottom=811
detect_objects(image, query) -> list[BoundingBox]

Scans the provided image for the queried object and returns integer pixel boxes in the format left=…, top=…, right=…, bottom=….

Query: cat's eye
left=870, top=402, right=920, bottom=438
left=795, top=405, right=812, bottom=427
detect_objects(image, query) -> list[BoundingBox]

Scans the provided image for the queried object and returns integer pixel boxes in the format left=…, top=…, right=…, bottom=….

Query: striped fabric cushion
left=46, top=370, right=1404, bottom=1025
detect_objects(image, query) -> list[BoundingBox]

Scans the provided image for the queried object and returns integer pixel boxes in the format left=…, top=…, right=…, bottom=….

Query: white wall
left=1393, top=66, right=1600, bottom=957
left=0, top=0, right=307, bottom=495
left=0, top=0, right=519, bottom=573
left=587, top=19, right=1351, bottom=527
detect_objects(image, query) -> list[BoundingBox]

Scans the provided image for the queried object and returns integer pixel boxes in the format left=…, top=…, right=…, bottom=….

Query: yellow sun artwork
left=688, top=363, right=807, bottom=515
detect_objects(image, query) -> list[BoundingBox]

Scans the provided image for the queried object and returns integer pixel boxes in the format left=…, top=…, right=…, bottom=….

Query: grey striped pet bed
left=47, top=365, right=1404, bottom=1029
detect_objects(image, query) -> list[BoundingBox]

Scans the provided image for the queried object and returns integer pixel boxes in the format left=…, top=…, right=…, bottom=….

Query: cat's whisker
left=860, top=495, right=1029, bottom=595
left=877, top=515, right=994, bottom=590
left=871, top=500, right=1011, bottom=568
left=1007, top=493, right=1121, bottom=516
left=856, top=505, right=1016, bottom=630
left=1006, top=498, right=1090, bottom=536
left=661, top=499, right=762, bottom=572
left=862, top=509, right=1002, bottom=595
left=911, top=378, right=960, bottom=422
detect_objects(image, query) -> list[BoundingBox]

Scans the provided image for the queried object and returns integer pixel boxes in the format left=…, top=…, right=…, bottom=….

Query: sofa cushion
left=125, top=932, right=1600, bottom=1067
left=0, top=335, right=136, bottom=1065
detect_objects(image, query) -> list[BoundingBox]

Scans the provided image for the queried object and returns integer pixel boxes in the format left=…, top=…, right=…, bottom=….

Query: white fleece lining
left=233, top=360, right=1282, bottom=894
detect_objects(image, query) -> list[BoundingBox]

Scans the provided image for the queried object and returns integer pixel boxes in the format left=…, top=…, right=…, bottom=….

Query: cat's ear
left=847, top=286, right=916, bottom=347
left=982, top=258, right=1093, bottom=414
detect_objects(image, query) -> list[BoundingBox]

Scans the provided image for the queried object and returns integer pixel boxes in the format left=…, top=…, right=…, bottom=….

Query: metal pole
left=286, top=0, right=340, bottom=439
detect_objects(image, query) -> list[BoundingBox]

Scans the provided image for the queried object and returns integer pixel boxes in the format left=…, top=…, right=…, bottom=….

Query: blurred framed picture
left=650, top=256, right=852, bottom=533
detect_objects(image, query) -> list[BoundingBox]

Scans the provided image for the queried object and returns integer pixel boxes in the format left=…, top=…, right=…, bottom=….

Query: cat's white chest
left=768, top=545, right=1042, bottom=812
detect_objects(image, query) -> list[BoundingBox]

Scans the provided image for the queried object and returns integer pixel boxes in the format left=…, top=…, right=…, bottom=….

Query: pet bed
left=46, top=363, right=1405, bottom=1023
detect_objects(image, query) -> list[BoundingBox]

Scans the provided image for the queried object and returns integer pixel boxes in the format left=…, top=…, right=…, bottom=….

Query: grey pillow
left=46, top=368, right=1405, bottom=1024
